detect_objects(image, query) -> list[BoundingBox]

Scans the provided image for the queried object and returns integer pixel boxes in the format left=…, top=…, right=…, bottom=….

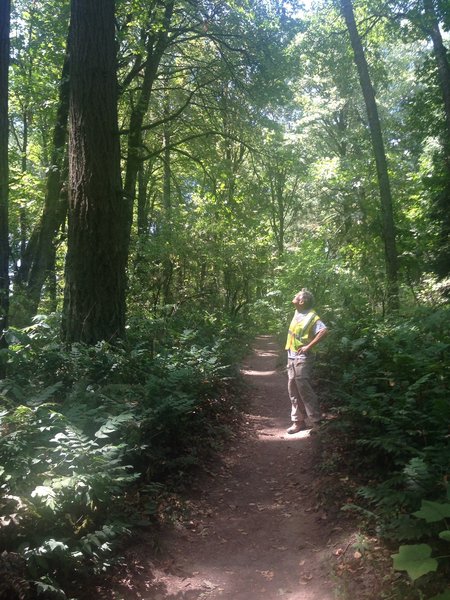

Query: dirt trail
left=109, top=335, right=346, bottom=600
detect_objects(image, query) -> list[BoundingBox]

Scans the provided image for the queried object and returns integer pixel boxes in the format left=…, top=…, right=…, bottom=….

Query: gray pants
left=287, top=358, right=322, bottom=423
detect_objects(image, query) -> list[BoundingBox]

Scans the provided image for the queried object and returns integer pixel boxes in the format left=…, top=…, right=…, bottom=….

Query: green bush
left=0, top=402, right=136, bottom=596
left=318, top=306, right=450, bottom=539
left=392, top=494, right=450, bottom=599
left=0, top=310, right=247, bottom=597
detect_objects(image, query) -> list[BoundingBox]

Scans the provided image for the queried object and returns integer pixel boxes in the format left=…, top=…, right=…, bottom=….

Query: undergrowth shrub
left=0, top=310, right=249, bottom=598
left=317, top=306, right=450, bottom=541
left=392, top=493, right=450, bottom=595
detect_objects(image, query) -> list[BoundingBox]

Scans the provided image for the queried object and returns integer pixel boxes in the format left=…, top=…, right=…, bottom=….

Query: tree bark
left=0, top=0, right=10, bottom=375
left=340, top=0, right=399, bottom=311
left=62, top=0, right=127, bottom=344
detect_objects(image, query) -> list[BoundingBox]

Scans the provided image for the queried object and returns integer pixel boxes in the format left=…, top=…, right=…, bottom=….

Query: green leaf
left=31, top=486, right=57, bottom=510
left=94, top=412, right=134, bottom=439
left=413, top=501, right=450, bottom=523
left=439, top=530, right=450, bottom=542
left=34, top=580, right=67, bottom=599
left=28, top=382, right=63, bottom=405
left=429, top=591, right=450, bottom=600
left=46, top=539, right=68, bottom=552
left=392, top=544, right=438, bottom=581
left=51, top=477, right=74, bottom=490
left=31, top=485, right=54, bottom=499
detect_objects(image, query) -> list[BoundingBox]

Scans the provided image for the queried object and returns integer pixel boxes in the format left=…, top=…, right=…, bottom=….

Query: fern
left=0, top=308, right=247, bottom=596
left=318, top=305, right=450, bottom=540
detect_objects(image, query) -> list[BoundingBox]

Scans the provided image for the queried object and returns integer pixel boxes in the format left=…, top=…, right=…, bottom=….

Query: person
left=285, top=288, right=328, bottom=434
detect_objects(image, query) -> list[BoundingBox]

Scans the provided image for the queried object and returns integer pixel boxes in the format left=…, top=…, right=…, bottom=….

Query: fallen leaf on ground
left=258, top=570, right=274, bottom=580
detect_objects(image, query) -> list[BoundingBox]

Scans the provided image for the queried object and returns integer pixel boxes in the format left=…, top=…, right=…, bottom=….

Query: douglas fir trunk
left=63, top=0, right=127, bottom=343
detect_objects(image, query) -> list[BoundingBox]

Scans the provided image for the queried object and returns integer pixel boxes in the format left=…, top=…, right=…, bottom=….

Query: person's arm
left=298, top=327, right=328, bottom=354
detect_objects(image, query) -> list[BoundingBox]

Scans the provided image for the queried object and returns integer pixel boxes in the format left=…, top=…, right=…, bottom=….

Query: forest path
left=107, top=335, right=347, bottom=600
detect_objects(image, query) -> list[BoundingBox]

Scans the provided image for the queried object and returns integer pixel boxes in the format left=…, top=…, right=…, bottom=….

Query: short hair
left=298, top=288, right=314, bottom=309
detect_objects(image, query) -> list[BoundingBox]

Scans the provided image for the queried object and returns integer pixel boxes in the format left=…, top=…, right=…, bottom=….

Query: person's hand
left=297, top=344, right=310, bottom=354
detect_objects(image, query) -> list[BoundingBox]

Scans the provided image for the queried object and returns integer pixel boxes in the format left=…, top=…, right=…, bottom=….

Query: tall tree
left=259, top=139, right=304, bottom=257
left=422, top=0, right=450, bottom=138
left=340, top=0, right=399, bottom=310
left=15, top=50, right=69, bottom=320
left=0, top=0, right=10, bottom=375
left=62, top=0, right=127, bottom=343
left=390, top=0, right=450, bottom=281
left=422, top=0, right=450, bottom=279
left=122, top=0, right=174, bottom=249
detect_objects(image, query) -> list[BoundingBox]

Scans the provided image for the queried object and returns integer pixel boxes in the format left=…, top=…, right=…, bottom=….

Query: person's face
left=292, top=292, right=306, bottom=309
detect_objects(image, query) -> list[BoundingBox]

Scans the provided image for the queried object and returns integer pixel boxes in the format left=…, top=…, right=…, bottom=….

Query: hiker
left=285, top=288, right=328, bottom=434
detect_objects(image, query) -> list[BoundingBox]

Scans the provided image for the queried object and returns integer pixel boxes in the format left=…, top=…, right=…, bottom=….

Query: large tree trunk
left=340, top=0, right=399, bottom=311
left=15, top=51, right=69, bottom=320
left=62, top=0, right=127, bottom=344
left=423, top=0, right=450, bottom=279
left=0, top=0, right=10, bottom=376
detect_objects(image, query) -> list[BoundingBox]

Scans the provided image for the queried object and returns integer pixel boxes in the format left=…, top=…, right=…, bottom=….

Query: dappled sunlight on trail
left=240, top=369, right=278, bottom=377
left=106, top=335, right=344, bottom=600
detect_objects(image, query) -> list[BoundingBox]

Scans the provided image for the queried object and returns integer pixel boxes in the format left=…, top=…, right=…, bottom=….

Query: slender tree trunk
left=123, top=0, right=174, bottom=246
left=423, top=0, right=450, bottom=279
left=47, top=245, right=58, bottom=313
left=0, top=0, right=10, bottom=376
left=137, top=165, right=149, bottom=236
left=340, top=0, right=399, bottom=310
left=19, top=110, right=28, bottom=258
left=62, top=0, right=127, bottom=344
left=161, top=108, right=173, bottom=304
left=162, top=121, right=171, bottom=214
left=134, top=162, right=158, bottom=278
left=16, top=50, right=69, bottom=320
left=423, top=0, right=450, bottom=138
left=269, top=167, right=287, bottom=257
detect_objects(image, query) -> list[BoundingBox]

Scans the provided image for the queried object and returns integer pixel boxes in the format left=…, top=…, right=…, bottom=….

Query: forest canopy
left=1, top=0, right=449, bottom=341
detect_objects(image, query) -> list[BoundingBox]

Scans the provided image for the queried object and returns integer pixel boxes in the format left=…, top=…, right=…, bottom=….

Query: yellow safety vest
left=285, top=310, right=320, bottom=353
